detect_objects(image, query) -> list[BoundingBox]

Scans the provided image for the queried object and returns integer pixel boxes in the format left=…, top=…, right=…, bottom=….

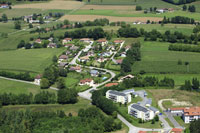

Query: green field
left=132, top=41, right=200, bottom=74
left=0, top=48, right=64, bottom=73
left=0, top=78, right=56, bottom=95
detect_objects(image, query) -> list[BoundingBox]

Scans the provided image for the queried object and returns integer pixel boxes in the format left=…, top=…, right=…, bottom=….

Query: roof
left=171, top=128, right=183, bottom=132
left=59, top=55, right=68, bottom=59
left=170, top=107, right=185, bottom=111
left=90, top=70, right=99, bottom=74
left=80, top=56, right=89, bottom=60
left=80, top=78, right=93, bottom=84
left=138, top=131, right=147, bottom=133
left=114, top=40, right=124, bottom=43
left=131, top=104, right=149, bottom=113
left=63, top=38, right=72, bottom=41
left=116, top=59, right=123, bottom=64
left=64, top=44, right=73, bottom=47
left=35, top=39, right=41, bottom=43
left=184, top=107, right=200, bottom=116
left=105, top=83, right=118, bottom=87
left=59, top=62, right=68, bottom=67
left=108, top=90, right=126, bottom=97
left=97, top=39, right=107, bottom=43
left=149, top=106, right=159, bottom=113
left=146, top=98, right=152, bottom=105
left=70, top=46, right=79, bottom=50
left=70, top=66, right=81, bottom=70
left=35, top=74, right=42, bottom=79
left=122, top=89, right=135, bottom=94
left=80, top=38, right=91, bottom=41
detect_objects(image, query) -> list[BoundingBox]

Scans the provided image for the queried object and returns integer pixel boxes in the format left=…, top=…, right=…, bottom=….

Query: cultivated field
left=0, top=48, right=64, bottom=73
left=13, top=0, right=85, bottom=10
left=81, top=5, right=135, bottom=10
left=60, top=15, right=162, bottom=22
left=132, top=41, right=200, bottom=74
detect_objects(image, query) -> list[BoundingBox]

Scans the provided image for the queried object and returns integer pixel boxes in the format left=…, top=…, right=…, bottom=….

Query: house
left=48, top=37, right=53, bottom=42
left=29, top=20, right=40, bottom=24
left=79, top=78, right=94, bottom=87
left=0, top=4, right=9, bottom=8
left=79, top=56, right=89, bottom=62
left=114, top=40, right=124, bottom=45
left=64, top=43, right=74, bottom=48
left=24, top=15, right=33, bottom=22
left=35, top=39, right=42, bottom=44
left=80, top=38, right=92, bottom=43
left=97, top=39, right=108, bottom=46
left=97, top=57, right=107, bottom=63
left=115, top=59, right=123, bottom=65
left=70, top=46, right=79, bottom=51
left=156, top=8, right=168, bottom=13
left=58, top=62, right=68, bottom=68
left=105, top=83, right=119, bottom=87
left=170, top=128, right=183, bottom=133
left=34, top=74, right=42, bottom=85
left=128, top=104, right=155, bottom=121
left=106, top=90, right=131, bottom=104
left=168, top=8, right=174, bottom=12
left=69, top=66, right=82, bottom=72
left=125, top=45, right=131, bottom=51
left=120, top=52, right=126, bottom=57
left=90, top=70, right=99, bottom=77
left=62, top=25, right=71, bottom=29
left=47, top=43, right=57, bottom=48
left=59, top=55, right=68, bottom=62
left=170, top=107, right=200, bottom=123
left=118, top=74, right=134, bottom=82
left=62, top=38, right=72, bottom=44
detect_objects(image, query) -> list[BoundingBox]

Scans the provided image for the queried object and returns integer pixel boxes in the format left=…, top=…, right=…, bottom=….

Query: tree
left=1, top=14, right=8, bottom=22
left=29, top=23, right=33, bottom=28
left=39, top=16, right=44, bottom=24
left=17, top=40, right=25, bottom=48
left=40, top=78, right=50, bottom=89
left=189, top=119, right=200, bottom=133
left=185, top=61, right=190, bottom=72
left=183, top=5, right=187, bottom=11
left=178, top=59, right=182, bottom=65
left=56, top=77, right=66, bottom=89
left=192, top=78, right=199, bottom=90
left=154, top=115, right=159, bottom=122
left=52, top=55, right=58, bottom=63
left=14, top=21, right=21, bottom=30
left=136, top=6, right=142, bottom=11
left=57, top=88, right=77, bottom=104
left=64, top=19, right=70, bottom=25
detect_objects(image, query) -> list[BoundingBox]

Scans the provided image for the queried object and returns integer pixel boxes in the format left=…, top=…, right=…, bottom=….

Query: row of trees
left=163, top=0, right=196, bottom=5
left=0, top=88, right=77, bottom=106
left=0, top=71, right=33, bottom=81
left=0, top=106, right=121, bottom=133
left=162, top=16, right=195, bottom=24
left=169, top=44, right=200, bottom=53
left=64, top=27, right=107, bottom=40
left=183, top=5, right=196, bottom=12
left=121, top=42, right=141, bottom=73
left=180, top=78, right=200, bottom=91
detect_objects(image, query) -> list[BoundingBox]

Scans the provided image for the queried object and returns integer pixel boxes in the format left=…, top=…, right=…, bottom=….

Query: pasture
left=0, top=78, right=56, bottom=95
left=132, top=41, right=200, bottom=74
left=0, top=48, right=64, bottom=73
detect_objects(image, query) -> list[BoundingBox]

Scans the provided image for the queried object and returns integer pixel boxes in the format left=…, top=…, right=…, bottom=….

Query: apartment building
left=106, top=90, right=131, bottom=104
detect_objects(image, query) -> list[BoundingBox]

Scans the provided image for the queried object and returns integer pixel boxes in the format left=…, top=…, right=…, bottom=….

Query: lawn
left=132, top=41, right=200, bottom=74
left=0, top=48, right=65, bottom=73
left=1, top=97, right=92, bottom=116
left=0, top=78, right=56, bottom=95
left=174, top=116, right=190, bottom=129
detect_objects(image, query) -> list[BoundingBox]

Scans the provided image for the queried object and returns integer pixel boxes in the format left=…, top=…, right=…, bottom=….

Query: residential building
left=47, top=43, right=57, bottom=48
left=118, top=74, right=134, bottom=82
left=79, top=56, right=89, bottom=62
left=170, top=128, right=183, bottom=133
left=90, top=70, right=99, bottom=77
left=114, top=40, right=124, bottom=45
left=70, top=46, right=79, bottom=51
left=122, top=89, right=135, bottom=95
left=128, top=104, right=155, bottom=121
left=62, top=38, right=72, bottom=44
left=97, top=39, right=108, bottom=46
left=59, top=55, right=68, bottom=62
left=34, top=74, right=42, bottom=85
left=79, top=78, right=94, bottom=87
left=58, top=62, right=68, bottom=68
left=105, top=83, right=119, bottom=87
left=97, top=57, right=107, bottom=63
left=106, top=90, right=131, bottom=104
left=80, top=38, right=92, bottom=43
left=64, top=43, right=74, bottom=48
left=149, top=106, right=160, bottom=114
left=0, top=4, right=9, bottom=8
left=69, top=66, right=82, bottom=72
left=35, top=39, right=42, bottom=44
left=115, top=59, right=123, bottom=65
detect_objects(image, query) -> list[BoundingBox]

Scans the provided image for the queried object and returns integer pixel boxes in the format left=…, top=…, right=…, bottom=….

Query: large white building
left=128, top=104, right=155, bottom=121
left=106, top=90, right=131, bottom=104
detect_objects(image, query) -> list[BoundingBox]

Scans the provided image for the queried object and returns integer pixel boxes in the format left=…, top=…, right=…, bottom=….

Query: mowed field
left=13, top=0, right=85, bottom=10
left=60, top=15, right=162, bottom=22
left=132, top=41, right=200, bottom=74
left=0, top=48, right=64, bottom=73
left=0, top=78, right=56, bottom=95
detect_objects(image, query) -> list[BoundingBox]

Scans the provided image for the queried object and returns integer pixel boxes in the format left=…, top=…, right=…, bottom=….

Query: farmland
left=0, top=48, right=64, bottom=73
left=132, top=41, right=200, bottom=74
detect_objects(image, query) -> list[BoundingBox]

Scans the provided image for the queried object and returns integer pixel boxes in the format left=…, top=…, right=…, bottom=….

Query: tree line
left=162, top=16, right=195, bottom=24
left=183, top=5, right=196, bottom=12
left=0, top=106, right=121, bottom=133
left=180, top=78, right=200, bottom=91
left=0, top=71, right=34, bottom=81
left=0, top=88, right=77, bottom=106
left=162, top=0, right=196, bottom=5
left=169, top=44, right=200, bottom=53
left=121, top=42, right=141, bottom=73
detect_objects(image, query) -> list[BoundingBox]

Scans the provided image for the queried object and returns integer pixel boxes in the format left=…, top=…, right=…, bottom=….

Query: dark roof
left=149, top=106, right=159, bottom=112
left=108, top=90, right=126, bottom=97
left=131, top=104, right=149, bottom=113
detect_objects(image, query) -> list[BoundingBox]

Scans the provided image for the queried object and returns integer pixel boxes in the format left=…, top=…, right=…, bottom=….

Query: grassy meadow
left=132, top=41, right=200, bottom=74
left=0, top=78, right=56, bottom=95
left=0, top=48, right=64, bottom=73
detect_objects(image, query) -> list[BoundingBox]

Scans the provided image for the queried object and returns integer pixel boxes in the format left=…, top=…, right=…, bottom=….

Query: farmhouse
left=106, top=90, right=132, bottom=104
left=62, top=38, right=72, bottom=44
left=118, top=74, right=134, bottom=82
left=79, top=78, right=94, bottom=87
left=80, top=38, right=92, bottom=43
left=128, top=104, right=155, bottom=121
left=105, top=83, right=119, bottom=87
left=34, top=74, right=42, bottom=85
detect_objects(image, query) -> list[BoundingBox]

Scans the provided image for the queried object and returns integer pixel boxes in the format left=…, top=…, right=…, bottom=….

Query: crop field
left=0, top=48, right=64, bottom=73
left=132, top=41, right=200, bottom=74
left=0, top=78, right=56, bottom=95
left=60, top=14, right=162, bottom=22
left=13, top=0, right=85, bottom=10
left=81, top=5, right=135, bottom=10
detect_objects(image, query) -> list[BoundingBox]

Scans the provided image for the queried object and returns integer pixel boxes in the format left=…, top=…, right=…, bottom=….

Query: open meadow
left=0, top=48, right=65, bottom=73
left=132, top=41, right=200, bottom=74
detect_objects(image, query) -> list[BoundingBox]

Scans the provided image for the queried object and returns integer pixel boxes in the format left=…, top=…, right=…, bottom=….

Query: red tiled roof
left=138, top=131, right=147, bottom=133
left=114, top=40, right=124, bottom=43
left=59, top=55, right=68, bottom=59
left=80, top=78, right=92, bottom=84
left=116, top=59, right=123, bottom=64
left=171, top=128, right=183, bottom=133
left=64, top=38, right=72, bottom=41
left=105, top=83, right=118, bottom=87
left=184, top=107, right=200, bottom=116
left=80, top=38, right=91, bottom=41
left=170, top=107, right=185, bottom=111
left=35, top=74, right=42, bottom=79
left=97, top=39, right=107, bottom=43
